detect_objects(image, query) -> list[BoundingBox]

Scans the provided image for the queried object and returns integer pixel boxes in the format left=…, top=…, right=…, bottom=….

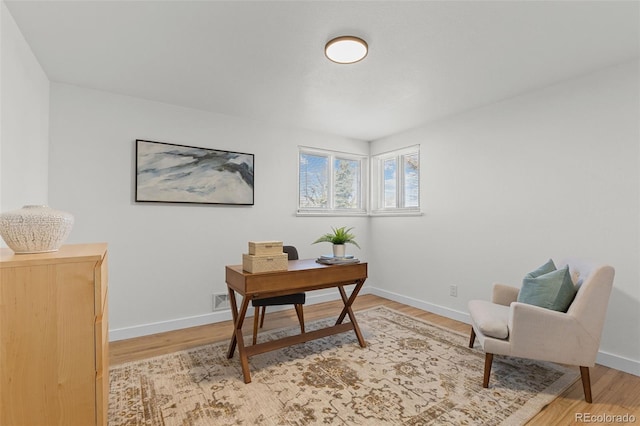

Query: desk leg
left=226, top=290, right=253, bottom=383
left=336, top=280, right=366, bottom=348
left=226, top=287, right=240, bottom=358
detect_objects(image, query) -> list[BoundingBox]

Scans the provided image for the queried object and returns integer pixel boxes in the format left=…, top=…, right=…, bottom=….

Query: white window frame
left=370, top=145, right=421, bottom=216
left=297, top=146, right=368, bottom=216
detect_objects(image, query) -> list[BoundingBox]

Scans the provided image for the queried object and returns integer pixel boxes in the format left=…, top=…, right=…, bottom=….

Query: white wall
left=0, top=1, right=49, bottom=220
left=48, top=83, right=371, bottom=339
left=369, top=61, right=640, bottom=375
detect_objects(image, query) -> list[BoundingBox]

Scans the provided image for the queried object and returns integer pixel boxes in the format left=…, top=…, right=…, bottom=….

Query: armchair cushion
left=518, top=264, right=576, bottom=312
left=468, top=300, right=510, bottom=339
left=491, top=283, right=520, bottom=306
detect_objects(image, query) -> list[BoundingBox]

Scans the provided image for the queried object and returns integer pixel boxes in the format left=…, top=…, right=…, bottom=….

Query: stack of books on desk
left=316, top=255, right=360, bottom=265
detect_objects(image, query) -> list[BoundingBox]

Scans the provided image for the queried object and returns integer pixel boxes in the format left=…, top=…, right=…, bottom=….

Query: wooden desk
left=226, top=259, right=368, bottom=383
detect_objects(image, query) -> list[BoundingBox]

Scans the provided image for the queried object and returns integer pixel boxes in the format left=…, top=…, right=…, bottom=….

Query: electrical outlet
left=449, top=285, right=458, bottom=297
left=213, top=293, right=230, bottom=311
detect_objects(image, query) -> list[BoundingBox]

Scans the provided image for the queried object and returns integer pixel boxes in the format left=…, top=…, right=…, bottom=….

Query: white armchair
left=467, top=258, right=615, bottom=403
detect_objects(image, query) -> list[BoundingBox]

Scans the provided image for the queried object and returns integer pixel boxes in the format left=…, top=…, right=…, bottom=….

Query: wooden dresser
left=0, top=243, right=109, bottom=426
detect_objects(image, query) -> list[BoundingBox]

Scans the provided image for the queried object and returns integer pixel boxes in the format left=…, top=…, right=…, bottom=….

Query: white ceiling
left=5, top=1, right=639, bottom=141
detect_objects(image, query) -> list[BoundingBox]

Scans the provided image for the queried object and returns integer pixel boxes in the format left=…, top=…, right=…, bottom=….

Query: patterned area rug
left=109, top=306, right=578, bottom=425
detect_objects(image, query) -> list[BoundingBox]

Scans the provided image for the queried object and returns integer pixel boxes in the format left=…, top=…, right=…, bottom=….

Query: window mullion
left=397, top=155, right=403, bottom=208
left=396, top=155, right=402, bottom=208
left=328, top=154, right=335, bottom=209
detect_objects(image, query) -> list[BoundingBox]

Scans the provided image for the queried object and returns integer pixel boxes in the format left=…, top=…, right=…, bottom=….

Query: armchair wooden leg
left=294, top=304, right=305, bottom=333
left=252, top=307, right=259, bottom=345
left=580, top=366, right=593, bottom=403
left=469, top=327, right=476, bottom=348
left=483, top=353, right=494, bottom=388
left=259, top=306, right=266, bottom=328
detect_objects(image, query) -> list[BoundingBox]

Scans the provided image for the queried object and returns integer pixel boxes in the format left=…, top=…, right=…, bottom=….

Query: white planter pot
left=332, top=244, right=346, bottom=258
left=0, top=205, right=74, bottom=254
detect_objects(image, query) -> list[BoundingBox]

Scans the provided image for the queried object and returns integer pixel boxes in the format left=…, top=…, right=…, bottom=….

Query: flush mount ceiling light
left=325, top=36, right=368, bottom=64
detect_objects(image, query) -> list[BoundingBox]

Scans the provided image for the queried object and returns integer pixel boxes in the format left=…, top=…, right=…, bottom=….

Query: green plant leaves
left=312, top=226, right=360, bottom=248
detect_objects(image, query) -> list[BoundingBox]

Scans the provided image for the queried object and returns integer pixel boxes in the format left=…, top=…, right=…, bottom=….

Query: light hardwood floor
left=110, top=294, right=640, bottom=425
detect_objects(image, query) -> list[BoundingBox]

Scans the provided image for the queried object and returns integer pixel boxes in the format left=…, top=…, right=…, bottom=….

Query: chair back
left=557, top=258, right=615, bottom=347
left=283, top=245, right=299, bottom=261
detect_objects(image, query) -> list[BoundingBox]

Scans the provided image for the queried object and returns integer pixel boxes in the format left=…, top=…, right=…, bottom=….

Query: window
left=298, top=147, right=367, bottom=214
left=372, top=145, right=420, bottom=214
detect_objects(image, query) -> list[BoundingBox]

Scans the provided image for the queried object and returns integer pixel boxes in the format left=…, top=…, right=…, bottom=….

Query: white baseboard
left=109, top=287, right=361, bottom=342
left=596, top=350, right=640, bottom=376
left=109, top=285, right=640, bottom=377
left=109, top=310, right=233, bottom=342
left=368, top=287, right=471, bottom=324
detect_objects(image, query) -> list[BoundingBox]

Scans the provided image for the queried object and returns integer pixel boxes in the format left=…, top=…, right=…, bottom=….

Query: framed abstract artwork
left=135, top=139, right=254, bottom=205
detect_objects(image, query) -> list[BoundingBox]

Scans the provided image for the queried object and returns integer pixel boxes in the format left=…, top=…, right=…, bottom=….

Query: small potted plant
left=313, top=226, right=360, bottom=257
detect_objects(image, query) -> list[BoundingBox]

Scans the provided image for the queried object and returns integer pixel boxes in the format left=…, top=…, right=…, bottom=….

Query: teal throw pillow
left=518, top=263, right=576, bottom=312
left=525, top=258, right=557, bottom=279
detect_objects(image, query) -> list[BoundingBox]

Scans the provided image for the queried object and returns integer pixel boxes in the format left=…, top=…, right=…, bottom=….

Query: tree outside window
left=298, top=148, right=366, bottom=214
left=299, top=153, right=328, bottom=208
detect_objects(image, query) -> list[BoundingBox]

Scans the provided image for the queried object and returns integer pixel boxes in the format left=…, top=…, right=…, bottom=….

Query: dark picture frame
left=135, top=139, right=254, bottom=205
